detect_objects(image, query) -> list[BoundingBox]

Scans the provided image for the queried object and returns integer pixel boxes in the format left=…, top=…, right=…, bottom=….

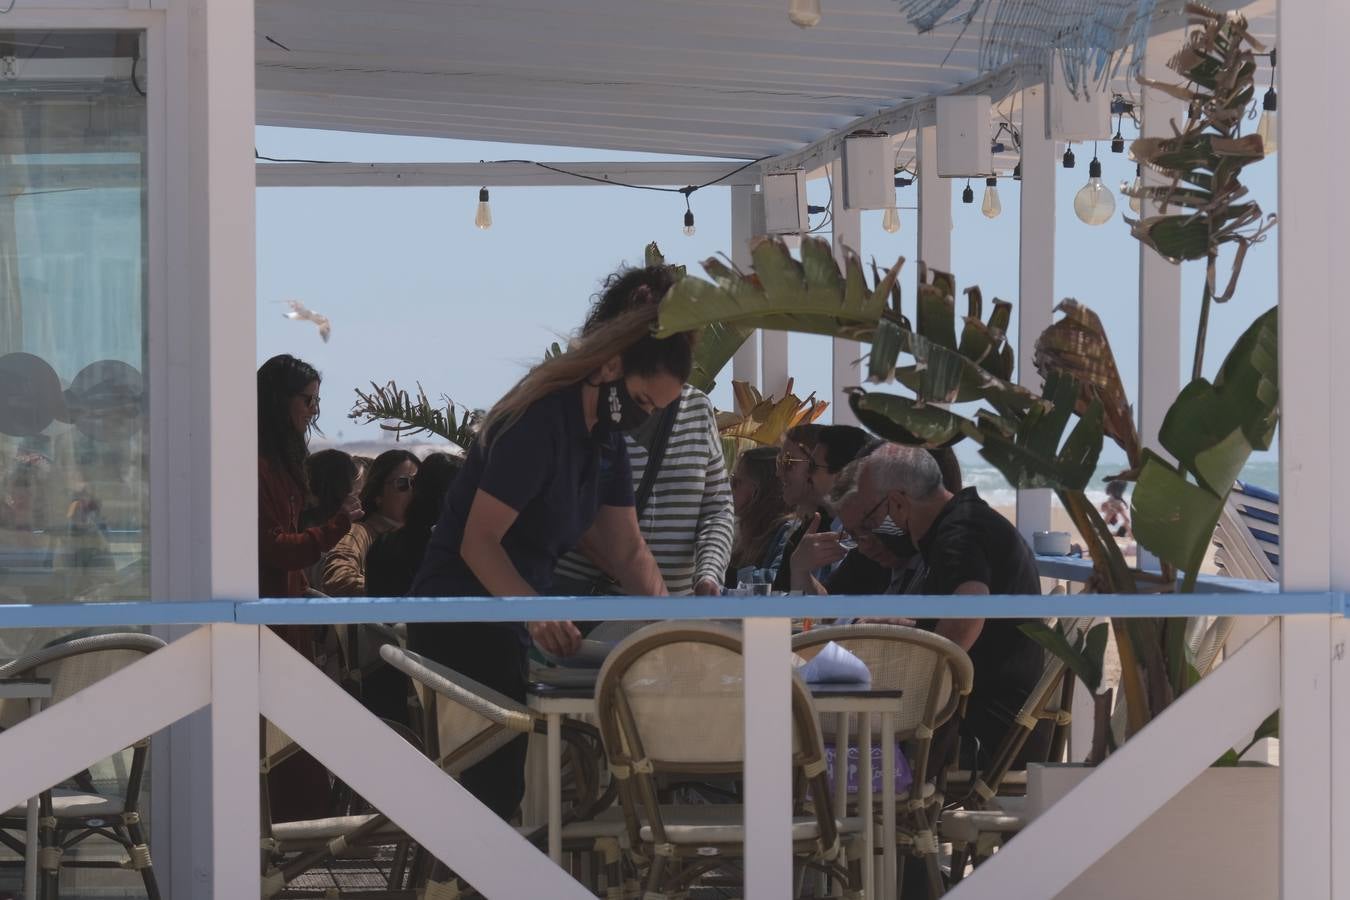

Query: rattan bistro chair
left=791, top=624, right=974, bottom=899
left=941, top=619, right=1094, bottom=883
left=595, top=621, right=866, bottom=900
left=0, top=632, right=166, bottom=900
left=378, top=645, right=617, bottom=898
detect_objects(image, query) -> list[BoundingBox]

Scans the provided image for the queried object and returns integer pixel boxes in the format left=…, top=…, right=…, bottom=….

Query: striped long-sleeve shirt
left=554, top=385, right=734, bottom=594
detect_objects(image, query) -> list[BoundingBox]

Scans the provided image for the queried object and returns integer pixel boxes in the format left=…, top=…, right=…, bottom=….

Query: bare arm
left=459, top=490, right=581, bottom=656
left=459, top=489, right=536, bottom=597
left=578, top=505, right=669, bottom=596
left=935, top=580, right=989, bottom=651
left=788, top=513, right=845, bottom=594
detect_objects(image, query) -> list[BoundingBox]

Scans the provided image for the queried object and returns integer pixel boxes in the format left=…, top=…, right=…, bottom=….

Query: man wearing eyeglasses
left=775, top=425, right=893, bottom=595
left=845, top=443, right=1047, bottom=772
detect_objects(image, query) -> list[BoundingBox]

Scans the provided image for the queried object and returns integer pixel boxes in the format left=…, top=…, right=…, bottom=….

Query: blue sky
left=255, top=124, right=1279, bottom=469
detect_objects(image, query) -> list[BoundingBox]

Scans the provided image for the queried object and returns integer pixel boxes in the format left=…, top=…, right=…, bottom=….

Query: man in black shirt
left=851, top=444, right=1046, bottom=768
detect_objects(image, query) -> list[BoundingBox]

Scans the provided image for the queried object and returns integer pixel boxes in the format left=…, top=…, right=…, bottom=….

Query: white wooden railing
left=0, top=591, right=1342, bottom=898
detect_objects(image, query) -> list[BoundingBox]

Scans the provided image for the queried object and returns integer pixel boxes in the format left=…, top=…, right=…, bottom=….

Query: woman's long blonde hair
left=481, top=268, right=693, bottom=444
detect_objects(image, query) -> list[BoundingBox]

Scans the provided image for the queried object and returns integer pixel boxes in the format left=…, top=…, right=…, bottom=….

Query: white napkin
left=797, top=641, right=871, bottom=684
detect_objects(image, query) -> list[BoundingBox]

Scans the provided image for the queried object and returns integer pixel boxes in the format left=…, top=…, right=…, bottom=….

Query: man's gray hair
left=863, top=443, right=944, bottom=499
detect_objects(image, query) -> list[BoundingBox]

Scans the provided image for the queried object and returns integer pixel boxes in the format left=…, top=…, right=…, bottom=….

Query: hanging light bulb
left=1120, top=163, right=1142, bottom=214
left=788, top=0, right=821, bottom=27
left=981, top=177, right=1001, bottom=219
left=1062, top=146, right=1076, bottom=168
left=1256, top=89, right=1277, bottom=156
left=882, top=204, right=901, bottom=234
left=961, top=180, right=974, bottom=204
left=1110, top=131, right=1125, bottom=154
left=1255, top=47, right=1277, bottom=156
left=683, top=209, right=696, bottom=237
left=1074, top=155, right=1116, bottom=226
left=474, top=188, right=492, bottom=230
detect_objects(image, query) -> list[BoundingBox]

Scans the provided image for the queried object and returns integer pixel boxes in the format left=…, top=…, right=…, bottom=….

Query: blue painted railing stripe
left=0, top=593, right=1338, bottom=629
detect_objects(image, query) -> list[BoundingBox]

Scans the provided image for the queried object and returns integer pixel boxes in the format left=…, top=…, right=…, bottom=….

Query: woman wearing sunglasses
left=321, top=448, right=419, bottom=596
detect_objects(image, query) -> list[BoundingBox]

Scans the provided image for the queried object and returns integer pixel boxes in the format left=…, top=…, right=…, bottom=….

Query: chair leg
left=121, top=813, right=160, bottom=900
left=644, top=853, right=668, bottom=899
left=924, top=851, right=945, bottom=898
left=948, top=844, right=969, bottom=885
left=37, top=792, right=58, bottom=900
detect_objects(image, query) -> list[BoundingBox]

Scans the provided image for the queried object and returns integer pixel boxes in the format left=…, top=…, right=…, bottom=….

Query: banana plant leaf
left=718, top=379, right=828, bottom=460
left=977, top=371, right=1104, bottom=492
left=847, top=389, right=973, bottom=448
left=688, top=320, right=754, bottom=394
left=1019, top=620, right=1109, bottom=693
left=1035, top=300, right=1141, bottom=469
left=868, top=269, right=1031, bottom=412
left=956, top=287, right=1015, bottom=381
left=654, top=236, right=900, bottom=343
left=1131, top=306, right=1278, bottom=587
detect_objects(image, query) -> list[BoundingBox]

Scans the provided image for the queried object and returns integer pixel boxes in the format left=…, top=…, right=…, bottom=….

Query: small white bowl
left=1033, top=530, right=1072, bottom=556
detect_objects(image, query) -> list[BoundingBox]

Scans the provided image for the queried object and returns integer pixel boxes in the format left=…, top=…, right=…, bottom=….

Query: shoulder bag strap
left=633, top=395, right=681, bottom=517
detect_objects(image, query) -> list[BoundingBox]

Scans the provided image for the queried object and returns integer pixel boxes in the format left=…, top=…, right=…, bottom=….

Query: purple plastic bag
left=823, top=741, right=913, bottom=795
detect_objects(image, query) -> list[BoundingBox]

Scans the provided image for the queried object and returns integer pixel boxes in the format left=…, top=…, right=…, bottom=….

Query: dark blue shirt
left=412, top=383, right=633, bottom=600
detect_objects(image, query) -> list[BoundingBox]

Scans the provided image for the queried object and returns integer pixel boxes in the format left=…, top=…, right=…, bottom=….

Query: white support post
left=830, top=159, right=862, bottom=426
left=1330, top=617, right=1350, bottom=895
left=1137, top=24, right=1186, bottom=573
left=917, top=126, right=951, bottom=272
left=161, top=0, right=258, bottom=886
left=762, top=331, right=790, bottom=398
left=743, top=617, right=793, bottom=900
left=1278, top=0, right=1350, bottom=895
left=1016, top=84, right=1054, bottom=542
left=210, top=624, right=260, bottom=900
left=731, top=184, right=761, bottom=390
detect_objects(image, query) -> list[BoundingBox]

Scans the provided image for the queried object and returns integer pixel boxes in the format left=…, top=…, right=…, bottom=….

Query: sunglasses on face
left=393, top=475, right=415, bottom=492
left=297, top=392, right=320, bottom=410
left=776, top=452, right=820, bottom=474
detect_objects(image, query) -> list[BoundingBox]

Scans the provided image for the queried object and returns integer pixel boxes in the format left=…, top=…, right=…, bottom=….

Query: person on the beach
left=1101, top=480, right=1131, bottom=538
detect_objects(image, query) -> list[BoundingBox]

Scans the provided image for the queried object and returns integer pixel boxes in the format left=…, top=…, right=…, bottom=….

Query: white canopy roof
left=254, top=0, right=1275, bottom=164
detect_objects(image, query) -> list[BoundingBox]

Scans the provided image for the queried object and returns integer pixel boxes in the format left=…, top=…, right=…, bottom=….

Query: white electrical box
left=763, top=170, right=808, bottom=234
left=842, top=131, right=893, bottom=210
left=1046, top=58, right=1112, bottom=140
left=936, top=95, right=993, bottom=178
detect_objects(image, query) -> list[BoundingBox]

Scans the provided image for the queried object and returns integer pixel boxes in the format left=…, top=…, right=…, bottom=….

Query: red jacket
left=258, top=456, right=350, bottom=598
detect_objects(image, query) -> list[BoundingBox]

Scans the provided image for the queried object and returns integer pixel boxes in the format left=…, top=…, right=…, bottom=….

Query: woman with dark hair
left=301, top=449, right=358, bottom=530
left=410, top=265, right=691, bottom=820
left=366, top=452, right=460, bottom=599
left=321, top=448, right=419, bottom=596
left=257, top=354, right=360, bottom=600
left=256, top=353, right=360, bottom=822
left=725, top=446, right=794, bottom=587
left=300, top=448, right=358, bottom=587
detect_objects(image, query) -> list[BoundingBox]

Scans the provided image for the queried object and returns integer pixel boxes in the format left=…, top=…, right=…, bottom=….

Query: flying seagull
left=284, top=299, right=331, bottom=342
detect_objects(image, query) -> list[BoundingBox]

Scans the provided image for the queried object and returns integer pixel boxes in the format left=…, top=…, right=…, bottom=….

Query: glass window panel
left=0, top=31, right=147, bottom=657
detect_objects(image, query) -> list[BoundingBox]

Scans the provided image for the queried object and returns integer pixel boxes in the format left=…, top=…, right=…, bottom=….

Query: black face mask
left=593, top=378, right=651, bottom=436
left=872, top=510, right=918, bottom=560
